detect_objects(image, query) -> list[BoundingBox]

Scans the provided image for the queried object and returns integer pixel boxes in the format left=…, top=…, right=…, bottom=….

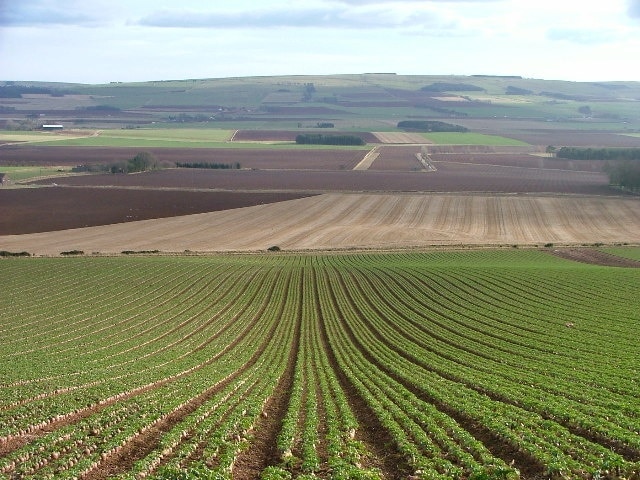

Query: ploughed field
left=27, top=165, right=611, bottom=195
left=2, top=193, right=639, bottom=255
left=0, top=189, right=312, bottom=235
left=0, top=146, right=367, bottom=171
left=2, top=142, right=638, bottom=253
left=1, top=251, right=639, bottom=480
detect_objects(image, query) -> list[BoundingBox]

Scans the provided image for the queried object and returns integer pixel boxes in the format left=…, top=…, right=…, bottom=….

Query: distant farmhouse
left=42, top=124, right=64, bottom=131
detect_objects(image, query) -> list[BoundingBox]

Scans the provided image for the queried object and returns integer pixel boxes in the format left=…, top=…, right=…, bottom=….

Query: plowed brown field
left=29, top=165, right=613, bottom=195
left=0, top=188, right=311, bottom=235
left=1, top=193, right=638, bottom=255
left=0, top=146, right=367, bottom=170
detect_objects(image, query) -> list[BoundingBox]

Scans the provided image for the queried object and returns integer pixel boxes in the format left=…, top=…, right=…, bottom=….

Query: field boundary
left=352, top=146, right=379, bottom=170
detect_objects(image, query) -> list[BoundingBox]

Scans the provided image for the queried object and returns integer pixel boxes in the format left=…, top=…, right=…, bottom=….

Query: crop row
left=1, top=250, right=639, bottom=479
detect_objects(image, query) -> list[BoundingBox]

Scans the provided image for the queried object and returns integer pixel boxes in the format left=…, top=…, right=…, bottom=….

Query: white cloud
left=0, top=0, right=117, bottom=26
left=546, top=28, right=622, bottom=44
left=0, top=0, right=637, bottom=83
left=135, top=3, right=450, bottom=30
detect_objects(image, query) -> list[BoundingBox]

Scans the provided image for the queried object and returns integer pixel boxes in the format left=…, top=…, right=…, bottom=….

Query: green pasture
left=0, top=165, right=74, bottom=182
left=0, top=131, right=55, bottom=143
left=26, top=128, right=369, bottom=149
left=0, top=130, right=96, bottom=144
left=422, top=132, right=529, bottom=146
left=32, top=128, right=234, bottom=147
left=601, top=246, right=640, bottom=261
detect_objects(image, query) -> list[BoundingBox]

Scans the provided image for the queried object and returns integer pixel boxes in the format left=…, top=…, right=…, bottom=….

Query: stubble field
left=1, top=140, right=637, bottom=254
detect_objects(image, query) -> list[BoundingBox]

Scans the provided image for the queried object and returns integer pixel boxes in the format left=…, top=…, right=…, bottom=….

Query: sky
left=1, top=0, right=639, bottom=84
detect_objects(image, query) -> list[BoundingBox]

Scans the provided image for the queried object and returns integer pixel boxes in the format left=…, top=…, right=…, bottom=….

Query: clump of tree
left=316, top=122, right=334, bottom=128
left=122, top=250, right=160, bottom=255
left=176, top=162, right=241, bottom=169
left=0, top=250, right=31, bottom=257
left=556, top=147, right=640, bottom=161
left=397, top=120, right=468, bottom=132
left=506, top=86, right=533, bottom=95
left=578, top=105, right=592, bottom=116
left=604, top=161, right=640, bottom=191
left=167, top=113, right=214, bottom=123
left=111, top=151, right=159, bottom=174
left=0, top=84, right=70, bottom=98
left=4, top=119, right=39, bottom=131
left=78, top=105, right=121, bottom=112
left=420, top=82, right=483, bottom=92
left=295, top=134, right=365, bottom=146
left=302, top=83, right=316, bottom=101
left=72, top=152, right=168, bottom=175
left=539, top=91, right=587, bottom=101
left=555, top=147, right=640, bottom=191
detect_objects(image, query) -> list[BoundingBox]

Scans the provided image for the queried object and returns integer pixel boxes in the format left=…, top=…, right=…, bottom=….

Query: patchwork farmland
left=1, top=74, right=640, bottom=480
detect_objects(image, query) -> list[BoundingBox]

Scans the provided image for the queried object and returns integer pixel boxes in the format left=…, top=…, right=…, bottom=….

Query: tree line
left=604, top=161, right=640, bottom=191
left=295, top=134, right=365, bottom=146
left=72, top=152, right=160, bottom=174
left=554, top=147, right=640, bottom=191
left=176, top=162, right=241, bottom=169
left=397, top=120, right=468, bottom=132
left=556, top=147, right=640, bottom=161
left=72, top=152, right=242, bottom=174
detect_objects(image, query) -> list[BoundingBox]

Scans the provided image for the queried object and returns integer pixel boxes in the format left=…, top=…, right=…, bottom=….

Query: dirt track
left=1, top=193, right=638, bottom=255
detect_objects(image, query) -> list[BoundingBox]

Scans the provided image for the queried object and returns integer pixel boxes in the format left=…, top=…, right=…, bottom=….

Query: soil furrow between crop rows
left=331, top=270, right=547, bottom=479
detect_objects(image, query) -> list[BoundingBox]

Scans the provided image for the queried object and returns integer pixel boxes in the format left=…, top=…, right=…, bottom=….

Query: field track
left=1, top=251, right=639, bottom=479
left=1, top=193, right=639, bottom=255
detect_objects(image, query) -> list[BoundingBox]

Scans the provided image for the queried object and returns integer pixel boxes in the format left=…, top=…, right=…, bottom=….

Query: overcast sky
left=1, top=0, right=639, bottom=84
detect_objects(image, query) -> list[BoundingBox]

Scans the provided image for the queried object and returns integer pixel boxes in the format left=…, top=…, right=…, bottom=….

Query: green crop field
left=33, top=128, right=235, bottom=148
left=422, top=132, right=529, bottom=146
left=602, top=246, right=640, bottom=262
left=1, top=250, right=638, bottom=479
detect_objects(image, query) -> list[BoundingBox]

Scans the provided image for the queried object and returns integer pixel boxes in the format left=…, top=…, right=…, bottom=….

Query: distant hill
left=1, top=74, right=639, bottom=133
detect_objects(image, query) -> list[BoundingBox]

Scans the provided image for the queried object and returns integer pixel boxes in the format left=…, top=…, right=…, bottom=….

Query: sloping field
left=1, top=251, right=639, bottom=479
left=372, top=132, right=429, bottom=144
left=0, top=188, right=312, bottom=235
left=1, top=193, right=638, bottom=255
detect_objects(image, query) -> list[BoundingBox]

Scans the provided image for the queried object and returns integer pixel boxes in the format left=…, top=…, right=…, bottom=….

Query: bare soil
left=0, top=145, right=368, bottom=171
left=28, top=164, right=614, bottom=196
left=0, top=188, right=311, bottom=235
left=549, top=248, right=640, bottom=267
left=2, top=193, right=638, bottom=255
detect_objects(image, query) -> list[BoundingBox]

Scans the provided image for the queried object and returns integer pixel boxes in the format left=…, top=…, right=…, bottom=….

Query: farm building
left=42, top=124, right=64, bottom=131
